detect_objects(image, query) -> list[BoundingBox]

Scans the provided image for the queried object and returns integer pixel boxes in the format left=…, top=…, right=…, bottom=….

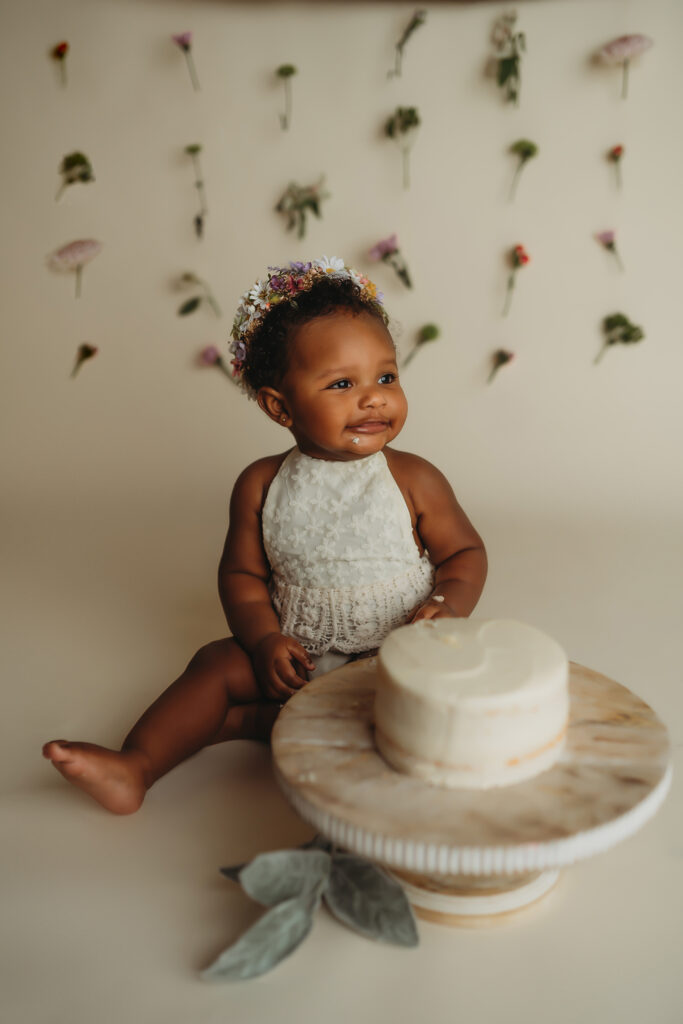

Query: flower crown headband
left=229, top=256, right=384, bottom=395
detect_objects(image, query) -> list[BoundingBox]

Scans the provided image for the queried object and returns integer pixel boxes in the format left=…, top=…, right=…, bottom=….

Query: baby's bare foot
left=42, top=740, right=148, bottom=815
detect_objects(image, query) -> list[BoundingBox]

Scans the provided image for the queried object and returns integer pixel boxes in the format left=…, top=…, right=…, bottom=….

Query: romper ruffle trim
left=269, top=555, right=435, bottom=656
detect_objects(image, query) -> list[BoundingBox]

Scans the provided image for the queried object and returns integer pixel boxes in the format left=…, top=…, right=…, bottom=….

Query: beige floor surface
left=2, top=503, right=682, bottom=1024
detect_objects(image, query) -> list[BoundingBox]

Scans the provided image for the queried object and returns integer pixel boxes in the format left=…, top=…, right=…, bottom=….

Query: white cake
left=374, top=618, right=569, bottom=789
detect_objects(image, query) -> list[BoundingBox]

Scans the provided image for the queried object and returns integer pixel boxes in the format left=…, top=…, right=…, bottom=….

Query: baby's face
left=278, top=311, right=407, bottom=461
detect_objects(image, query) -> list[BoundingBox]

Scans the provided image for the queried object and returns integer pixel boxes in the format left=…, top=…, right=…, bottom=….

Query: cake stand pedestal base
left=272, top=659, right=671, bottom=929
left=391, top=868, right=560, bottom=926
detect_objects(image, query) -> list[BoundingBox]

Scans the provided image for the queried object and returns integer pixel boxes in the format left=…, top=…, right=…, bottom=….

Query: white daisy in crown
left=315, top=255, right=346, bottom=274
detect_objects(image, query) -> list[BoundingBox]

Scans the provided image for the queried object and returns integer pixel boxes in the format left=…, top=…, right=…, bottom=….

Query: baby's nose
left=359, top=384, right=386, bottom=406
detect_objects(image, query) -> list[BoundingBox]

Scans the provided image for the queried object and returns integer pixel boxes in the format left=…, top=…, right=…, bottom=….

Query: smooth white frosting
left=374, top=618, right=569, bottom=788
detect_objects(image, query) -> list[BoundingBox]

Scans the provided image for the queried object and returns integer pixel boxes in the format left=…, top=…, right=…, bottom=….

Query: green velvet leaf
left=239, top=849, right=331, bottom=907
left=178, top=296, right=201, bottom=315
left=202, top=895, right=316, bottom=981
left=324, top=853, right=419, bottom=947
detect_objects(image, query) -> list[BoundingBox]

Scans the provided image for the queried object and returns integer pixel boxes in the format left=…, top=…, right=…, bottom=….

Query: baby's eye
left=379, top=372, right=397, bottom=384
left=328, top=379, right=352, bottom=390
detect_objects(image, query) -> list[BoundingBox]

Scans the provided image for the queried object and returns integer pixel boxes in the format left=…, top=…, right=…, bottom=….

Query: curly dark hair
left=240, top=275, right=390, bottom=395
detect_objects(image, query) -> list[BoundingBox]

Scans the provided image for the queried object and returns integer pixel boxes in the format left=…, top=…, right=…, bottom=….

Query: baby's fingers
left=274, top=657, right=307, bottom=691
left=288, top=643, right=315, bottom=673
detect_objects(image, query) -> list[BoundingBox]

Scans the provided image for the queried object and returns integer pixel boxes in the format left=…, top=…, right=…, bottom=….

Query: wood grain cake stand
left=271, top=659, right=672, bottom=925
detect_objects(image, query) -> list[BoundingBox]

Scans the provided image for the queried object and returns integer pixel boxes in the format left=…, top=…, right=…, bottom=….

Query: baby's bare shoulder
left=384, top=447, right=450, bottom=487
left=232, top=451, right=292, bottom=507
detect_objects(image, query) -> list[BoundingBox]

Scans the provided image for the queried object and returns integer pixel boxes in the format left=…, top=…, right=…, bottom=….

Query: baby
left=43, top=257, right=487, bottom=813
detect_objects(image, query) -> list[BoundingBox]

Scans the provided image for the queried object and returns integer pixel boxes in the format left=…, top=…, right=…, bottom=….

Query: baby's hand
left=409, top=594, right=457, bottom=624
left=253, top=632, right=316, bottom=702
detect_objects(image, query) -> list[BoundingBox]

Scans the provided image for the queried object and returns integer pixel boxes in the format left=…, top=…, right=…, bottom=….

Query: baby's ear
left=257, top=387, right=292, bottom=428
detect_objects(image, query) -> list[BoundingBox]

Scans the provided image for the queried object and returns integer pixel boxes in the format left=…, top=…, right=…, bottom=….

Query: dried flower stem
left=281, top=76, right=292, bottom=130
left=502, top=273, right=515, bottom=316
left=184, top=49, right=200, bottom=91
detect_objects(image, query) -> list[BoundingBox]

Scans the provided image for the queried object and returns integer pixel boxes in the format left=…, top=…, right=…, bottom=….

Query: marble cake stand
left=271, top=659, right=672, bottom=925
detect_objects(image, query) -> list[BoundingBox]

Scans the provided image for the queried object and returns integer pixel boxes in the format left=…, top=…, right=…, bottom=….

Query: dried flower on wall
left=595, top=313, right=644, bottom=363
left=198, top=345, right=233, bottom=380
left=607, top=144, right=625, bottom=189
left=56, top=152, right=95, bottom=200
left=71, top=343, right=98, bottom=378
left=385, top=107, right=420, bottom=189
left=488, top=349, right=514, bottom=383
left=595, top=230, right=624, bottom=271
left=276, top=64, right=297, bottom=130
left=403, top=323, right=439, bottom=368
left=48, top=239, right=102, bottom=298
left=502, top=244, right=530, bottom=316
left=184, top=144, right=208, bottom=238
left=172, top=32, right=200, bottom=91
left=51, top=42, right=69, bottom=86
left=491, top=12, right=525, bottom=105
left=368, top=235, right=412, bottom=288
left=509, top=139, right=537, bottom=200
left=177, top=272, right=221, bottom=317
left=388, top=9, right=426, bottom=78
left=275, top=178, right=329, bottom=238
left=598, top=35, right=652, bottom=99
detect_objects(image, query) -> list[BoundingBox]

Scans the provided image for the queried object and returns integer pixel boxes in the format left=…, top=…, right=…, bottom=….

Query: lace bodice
left=262, top=448, right=434, bottom=655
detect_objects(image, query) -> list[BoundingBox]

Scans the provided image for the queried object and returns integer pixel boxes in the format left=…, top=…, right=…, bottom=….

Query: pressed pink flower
left=198, top=345, right=232, bottom=379
left=51, top=41, right=69, bottom=86
left=607, top=144, right=625, bottom=188
left=172, top=31, right=200, bottom=90
left=48, top=239, right=102, bottom=298
left=599, top=34, right=653, bottom=98
left=595, top=229, right=624, bottom=270
left=502, top=245, right=530, bottom=316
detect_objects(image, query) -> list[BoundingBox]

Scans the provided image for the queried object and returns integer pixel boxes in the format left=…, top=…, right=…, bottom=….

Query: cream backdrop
left=2, top=3, right=683, bottom=1020
left=2, top=0, right=682, bottom=778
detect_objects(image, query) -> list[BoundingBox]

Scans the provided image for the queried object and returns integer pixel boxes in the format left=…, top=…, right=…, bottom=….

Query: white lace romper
left=261, top=448, right=434, bottom=663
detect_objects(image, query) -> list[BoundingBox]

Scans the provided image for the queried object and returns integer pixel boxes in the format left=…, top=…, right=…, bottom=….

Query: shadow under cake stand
left=271, top=660, right=672, bottom=925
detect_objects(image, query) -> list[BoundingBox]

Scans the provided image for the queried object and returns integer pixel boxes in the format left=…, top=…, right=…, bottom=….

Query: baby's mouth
left=347, top=419, right=389, bottom=434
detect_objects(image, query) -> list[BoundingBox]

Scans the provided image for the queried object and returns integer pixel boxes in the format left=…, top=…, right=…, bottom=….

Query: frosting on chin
left=374, top=618, right=570, bottom=789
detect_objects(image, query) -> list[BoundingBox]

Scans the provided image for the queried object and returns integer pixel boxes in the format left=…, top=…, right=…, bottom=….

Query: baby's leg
left=42, top=638, right=267, bottom=814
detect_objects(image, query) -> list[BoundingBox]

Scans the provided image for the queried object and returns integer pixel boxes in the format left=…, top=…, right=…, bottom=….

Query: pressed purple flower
left=599, top=34, right=653, bottom=98
left=369, top=234, right=399, bottom=261
left=198, top=345, right=233, bottom=380
left=172, top=31, right=200, bottom=90
left=48, top=239, right=102, bottom=298
left=595, top=230, right=624, bottom=270
left=368, top=234, right=411, bottom=288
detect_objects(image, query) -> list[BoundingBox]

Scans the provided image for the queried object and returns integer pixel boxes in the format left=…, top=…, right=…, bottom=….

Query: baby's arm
left=218, top=458, right=315, bottom=699
left=390, top=452, right=487, bottom=621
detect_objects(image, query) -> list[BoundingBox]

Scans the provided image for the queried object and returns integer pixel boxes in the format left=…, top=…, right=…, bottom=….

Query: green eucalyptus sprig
left=385, top=106, right=420, bottom=189
left=275, top=178, right=329, bottom=238
left=56, top=152, right=95, bottom=201
left=203, top=840, right=418, bottom=981
left=185, top=144, right=208, bottom=238
left=276, top=64, right=297, bottom=130
left=177, top=272, right=221, bottom=317
left=595, top=313, right=644, bottom=364
left=403, top=323, right=439, bottom=368
left=388, top=9, right=426, bottom=78
left=509, top=139, right=537, bottom=200
left=491, top=11, right=526, bottom=105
